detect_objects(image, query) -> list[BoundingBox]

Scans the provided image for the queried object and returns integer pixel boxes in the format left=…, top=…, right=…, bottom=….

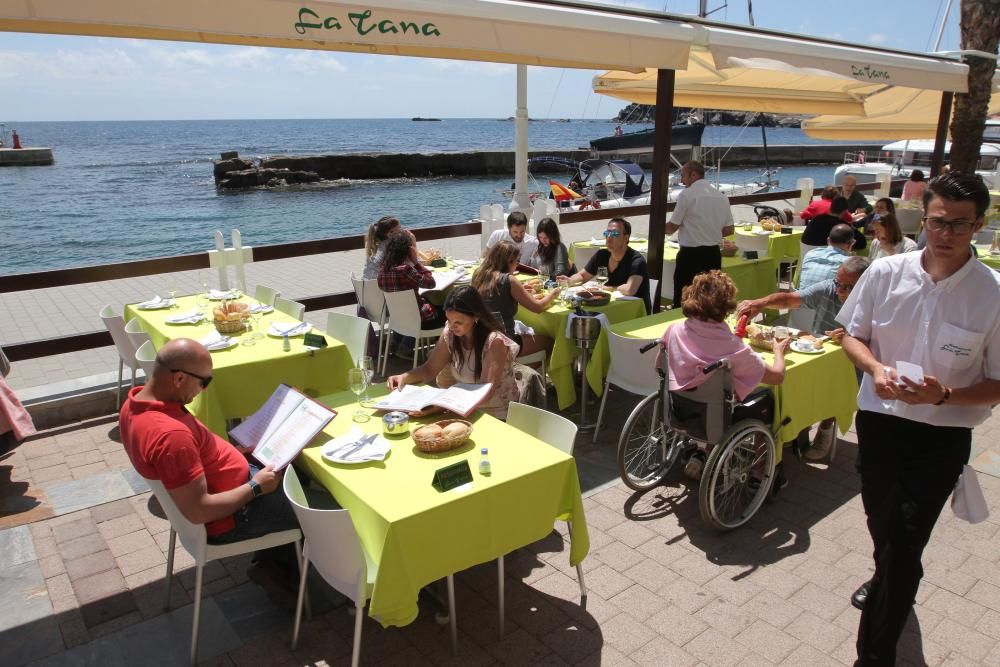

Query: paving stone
left=597, top=612, right=657, bottom=656
left=927, top=617, right=998, bottom=663
left=739, top=590, right=805, bottom=630
left=27, top=453, right=67, bottom=471
left=29, top=463, right=74, bottom=485
left=591, top=540, right=645, bottom=572
left=87, top=609, right=145, bottom=639
left=627, top=635, right=698, bottom=667
left=581, top=564, right=633, bottom=601
left=693, top=598, right=756, bottom=638
left=65, top=548, right=117, bottom=580
left=541, top=623, right=605, bottom=664
left=787, top=582, right=847, bottom=622
left=65, top=450, right=105, bottom=468
left=784, top=610, right=853, bottom=654
left=58, top=532, right=107, bottom=560
left=684, top=627, right=763, bottom=667
left=924, top=586, right=990, bottom=626
left=52, top=517, right=98, bottom=544
left=71, top=461, right=112, bottom=480
left=646, top=602, right=709, bottom=645
left=964, top=579, right=1000, bottom=614
left=605, top=519, right=658, bottom=549
left=116, top=545, right=167, bottom=578
left=779, top=643, right=844, bottom=666
left=106, top=529, right=157, bottom=558
left=38, top=552, right=68, bottom=578
left=0, top=524, right=36, bottom=567
left=734, top=619, right=800, bottom=664
left=45, top=470, right=135, bottom=516
left=55, top=607, right=93, bottom=649
left=97, top=513, right=145, bottom=541
left=0, top=561, right=62, bottom=665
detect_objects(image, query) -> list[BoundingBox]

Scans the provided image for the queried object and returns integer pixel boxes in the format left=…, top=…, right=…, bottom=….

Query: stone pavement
left=2, top=365, right=1000, bottom=666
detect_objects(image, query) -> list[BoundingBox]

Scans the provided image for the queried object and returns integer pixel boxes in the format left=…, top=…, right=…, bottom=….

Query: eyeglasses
left=603, top=230, right=621, bottom=238
left=832, top=279, right=856, bottom=293
left=171, top=368, right=213, bottom=389
left=923, top=217, right=976, bottom=234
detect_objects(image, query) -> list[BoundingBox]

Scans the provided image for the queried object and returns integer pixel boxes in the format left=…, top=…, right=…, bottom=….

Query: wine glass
left=240, top=310, right=256, bottom=346
left=348, top=367, right=369, bottom=422
left=251, top=311, right=265, bottom=340
left=358, top=356, right=374, bottom=407
left=538, top=269, right=550, bottom=291
left=595, top=266, right=609, bottom=289
left=168, top=284, right=179, bottom=309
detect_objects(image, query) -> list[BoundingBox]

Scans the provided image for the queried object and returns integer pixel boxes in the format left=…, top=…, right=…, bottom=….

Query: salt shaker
left=282, top=333, right=290, bottom=352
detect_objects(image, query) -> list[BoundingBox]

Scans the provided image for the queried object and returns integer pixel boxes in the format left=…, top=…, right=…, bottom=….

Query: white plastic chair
left=0, top=345, right=9, bottom=378
left=573, top=245, right=600, bottom=273
left=274, top=296, right=306, bottom=321
left=649, top=278, right=660, bottom=311
left=254, top=284, right=281, bottom=307
left=135, top=340, right=157, bottom=380
left=503, top=403, right=587, bottom=634
left=147, top=478, right=303, bottom=665
left=897, top=208, right=922, bottom=237
left=123, top=317, right=151, bottom=360
left=325, top=312, right=370, bottom=368
left=594, top=331, right=660, bottom=443
left=382, top=290, right=444, bottom=371
left=351, top=273, right=389, bottom=375
left=100, top=305, right=139, bottom=409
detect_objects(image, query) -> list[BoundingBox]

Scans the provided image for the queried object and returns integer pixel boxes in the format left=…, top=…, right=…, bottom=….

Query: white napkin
left=513, top=320, right=535, bottom=337
left=666, top=240, right=680, bottom=249
left=208, top=289, right=240, bottom=300
left=199, top=330, right=233, bottom=351
left=137, top=295, right=172, bottom=309
left=323, top=428, right=391, bottom=463
left=247, top=303, right=274, bottom=314
left=616, top=294, right=640, bottom=301
left=453, top=259, right=476, bottom=266
left=590, top=237, right=605, bottom=247
left=565, top=312, right=610, bottom=338
left=952, top=464, right=989, bottom=523
left=268, top=321, right=310, bottom=337
left=165, top=309, right=204, bottom=324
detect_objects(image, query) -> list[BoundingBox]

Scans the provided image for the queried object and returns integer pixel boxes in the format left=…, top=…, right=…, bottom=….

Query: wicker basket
left=412, top=419, right=473, bottom=453
left=214, top=318, right=246, bottom=335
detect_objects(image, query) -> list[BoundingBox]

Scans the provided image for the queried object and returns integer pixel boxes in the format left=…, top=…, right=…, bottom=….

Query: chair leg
left=497, top=556, right=505, bottom=638
left=291, top=547, right=309, bottom=651
left=412, top=336, right=420, bottom=370
left=115, top=359, right=124, bottom=410
left=189, top=563, right=204, bottom=666
left=163, top=529, right=176, bottom=610
left=351, top=600, right=364, bottom=667
left=447, top=574, right=457, bottom=656
left=294, top=539, right=311, bottom=621
left=592, top=381, right=610, bottom=443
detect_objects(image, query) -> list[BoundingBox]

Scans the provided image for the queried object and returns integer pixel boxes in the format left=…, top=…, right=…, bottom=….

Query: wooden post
left=647, top=68, right=675, bottom=313
left=931, top=91, right=953, bottom=177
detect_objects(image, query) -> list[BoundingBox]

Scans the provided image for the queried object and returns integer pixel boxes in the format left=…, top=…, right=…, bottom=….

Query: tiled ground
left=3, top=366, right=1000, bottom=666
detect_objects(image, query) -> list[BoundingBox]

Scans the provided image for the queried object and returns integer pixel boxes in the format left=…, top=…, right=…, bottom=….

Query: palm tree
left=948, top=0, right=1000, bottom=173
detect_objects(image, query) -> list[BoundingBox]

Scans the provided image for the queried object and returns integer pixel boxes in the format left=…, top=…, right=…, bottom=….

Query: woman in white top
left=869, top=212, right=918, bottom=261
left=362, top=216, right=401, bottom=279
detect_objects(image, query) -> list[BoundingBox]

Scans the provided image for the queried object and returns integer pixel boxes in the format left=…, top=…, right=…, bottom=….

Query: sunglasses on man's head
left=603, top=230, right=621, bottom=238
left=172, top=368, right=212, bottom=389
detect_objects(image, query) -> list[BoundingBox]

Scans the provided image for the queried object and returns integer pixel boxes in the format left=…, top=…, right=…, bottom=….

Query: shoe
left=851, top=580, right=872, bottom=610
left=683, top=452, right=705, bottom=481
left=804, top=422, right=837, bottom=461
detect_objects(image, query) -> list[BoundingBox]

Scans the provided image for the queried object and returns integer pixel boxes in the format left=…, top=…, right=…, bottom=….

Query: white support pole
left=513, top=64, right=531, bottom=218
left=232, top=229, right=247, bottom=294
left=213, top=230, right=228, bottom=290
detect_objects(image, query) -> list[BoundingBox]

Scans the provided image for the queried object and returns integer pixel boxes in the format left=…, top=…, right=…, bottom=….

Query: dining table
left=296, top=388, right=589, bottom=628
left=974, top=245, right=1000, bottom=271
left=124, top=294, right=352, bottom=436
left=731, top=225, right=805, bottom=261
left=586, top=309, right=860, bottom=454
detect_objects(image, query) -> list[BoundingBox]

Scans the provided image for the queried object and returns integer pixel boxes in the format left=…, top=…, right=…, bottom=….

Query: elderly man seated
left=737, top=256, right=871, bottom=460
left=119, top=338, right=299, bottom=598
left=799, top=223, right=857, bottom=290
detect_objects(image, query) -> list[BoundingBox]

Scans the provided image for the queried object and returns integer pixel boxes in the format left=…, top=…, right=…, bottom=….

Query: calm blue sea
left=0, top=119, right=857, bottom=274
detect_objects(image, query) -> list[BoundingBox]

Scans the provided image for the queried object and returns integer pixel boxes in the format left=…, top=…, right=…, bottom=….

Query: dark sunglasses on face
left=922, top=217, right=975, bottom=234
left=603, top=230, right=621, bottom=238
left=172, top=368, right=213, bottom=389
left=833, top=279, right=855, bottom=293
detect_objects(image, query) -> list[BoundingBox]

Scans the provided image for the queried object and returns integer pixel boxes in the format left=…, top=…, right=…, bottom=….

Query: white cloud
left=284, top=51, right=347, bottom=73
left=0, top=48, right=139, bottom=80
left=429, top=60, right=512, bottom=76
left=228, top=47, right=274, bottom=70
left=148, top=47, right=214, bottom=69
left=868, top=33, right=887, bottom=44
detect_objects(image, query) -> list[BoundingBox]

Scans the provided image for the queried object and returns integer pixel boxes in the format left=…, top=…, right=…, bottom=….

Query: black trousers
left=673, top=245, right=722, bottom=306
left=854, top=410, right=970, bottom=666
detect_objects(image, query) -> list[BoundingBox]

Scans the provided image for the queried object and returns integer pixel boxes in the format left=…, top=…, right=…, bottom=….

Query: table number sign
left=432, top=460, right=473, bottom=491
left=303, top=332, right=328, bottom=349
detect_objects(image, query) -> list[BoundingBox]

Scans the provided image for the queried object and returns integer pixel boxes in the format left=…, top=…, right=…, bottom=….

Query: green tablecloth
left=517, top=297, right=647, bottom=410
left=975, top=245, right=1000, bottom=271
left=297, top=389, right=589, bottom=628
left=732, top=227, right=805, bottom=260
left=125, top=295, right=352, bottom=436
left=587, top=310, right=859, bottom=456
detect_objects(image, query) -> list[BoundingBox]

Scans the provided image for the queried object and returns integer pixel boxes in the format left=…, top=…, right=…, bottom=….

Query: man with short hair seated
left=736, top=256, right=872, bottom=460
left=799, top=223, right=857, bottom=290
left=119, top=338, right=299, bottom=593
left=483, top=210, right=538, bottom=264
left=563, top=216, right=651, bottom=313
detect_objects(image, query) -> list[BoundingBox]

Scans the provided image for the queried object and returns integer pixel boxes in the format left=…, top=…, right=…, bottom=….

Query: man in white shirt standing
left=665, top=161, right=735, bottom=306
left=484, top=211, right=538, bottom=264
left=837, top=172, right=1000, bottom=666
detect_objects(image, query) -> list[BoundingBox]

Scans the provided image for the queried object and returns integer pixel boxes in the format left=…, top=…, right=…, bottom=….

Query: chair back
left=506, top=403, right=578, bottom=455
left=254, top=284, right=280, bottom=307
left=664, top=362, right=733, bottom=444
left=351, top=274, right=386, bottom=326
left=100, top=305, right=137, bottom=366
left=0, top=345, right=9, bottom=378
left=896, top=208, right=922, bottom=236
left=788, top=307, right=816, bottom=333
left=146, top=478, right=207, bottom=562
left=776, top=256, right=798, bottom=291
left=383, top=290, right=426, bottom=338
left=325, top=312, right=369, bottom=366
left=573, top=245, right=600, bottom=274
left=283, top=467, right=370, bottom=604
left=649, top=278, right=659, bottom=310
left=135, top=340, right=158, bottom=379
left=124, top=316, right=151, bottom=352
left=274, top=296, right=306, bottom=321
left=607, top=330, right=660, bottom=396
left=798, top=242, right=824, bottom=265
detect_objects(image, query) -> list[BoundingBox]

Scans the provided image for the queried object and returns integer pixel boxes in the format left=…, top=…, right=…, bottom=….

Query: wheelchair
left=616, top=340, right=778, bottom=530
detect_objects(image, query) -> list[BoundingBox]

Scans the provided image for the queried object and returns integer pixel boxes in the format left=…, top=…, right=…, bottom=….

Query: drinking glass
left=595, top=267, right=609, bottom=288
left=538, top=270, right=550, bottom=290
left=251, top=312, right=265, bottom=340
left=358, top=356, right=375, bottom=407
left=348, top=367, right=369, bottom=422
left=240, top=311, right=256, bottom=346
left=168, top=285, right=179, bottom=309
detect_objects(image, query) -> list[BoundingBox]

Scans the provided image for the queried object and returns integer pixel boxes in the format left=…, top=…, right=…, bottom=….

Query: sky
left=0, top=0, right=965, bottom=121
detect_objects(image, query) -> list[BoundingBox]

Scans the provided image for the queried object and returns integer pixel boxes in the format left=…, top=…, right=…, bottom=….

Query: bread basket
left=412, top=419, right=473, bottom=453
left=214, top=318, right=246, bottom=335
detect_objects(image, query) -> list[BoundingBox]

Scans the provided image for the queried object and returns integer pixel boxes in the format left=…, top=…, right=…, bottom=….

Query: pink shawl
left=0, top=376, right=36, bottom=442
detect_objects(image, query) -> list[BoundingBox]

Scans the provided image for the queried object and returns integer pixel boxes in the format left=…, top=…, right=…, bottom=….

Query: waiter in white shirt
left=665, top=161, right=735, bottom=307
left=837, top=172, right=1000, bottom=666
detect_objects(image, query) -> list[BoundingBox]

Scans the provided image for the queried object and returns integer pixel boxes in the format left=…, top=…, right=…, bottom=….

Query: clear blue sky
left=0, top=0, right=963, bottom=121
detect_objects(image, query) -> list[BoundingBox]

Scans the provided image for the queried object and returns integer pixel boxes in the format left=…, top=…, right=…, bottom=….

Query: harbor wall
left=0, top=147, right=54, bottom=166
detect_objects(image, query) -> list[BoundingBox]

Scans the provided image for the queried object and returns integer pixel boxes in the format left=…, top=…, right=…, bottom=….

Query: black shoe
left=851, top=580, right=872, bottom=610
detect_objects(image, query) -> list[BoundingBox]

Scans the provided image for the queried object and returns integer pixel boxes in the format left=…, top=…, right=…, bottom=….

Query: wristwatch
left=248, top=479, right=262, bottom=498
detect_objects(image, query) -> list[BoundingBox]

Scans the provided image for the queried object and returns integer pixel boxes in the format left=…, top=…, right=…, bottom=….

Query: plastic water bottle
left=282, top=333, right=290, bottom=352
left=478, top=448, right=491, bottom=476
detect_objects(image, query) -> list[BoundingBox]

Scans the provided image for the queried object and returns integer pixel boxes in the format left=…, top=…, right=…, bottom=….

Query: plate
left=206, top=290, right=241, bottom=301
left=165, top=312, right=205, bottom=325
left=322, top=433, right=391, bottom=464
left=753, top=230, right=773, bottom=236
left=205, top=338, right=238, bottom=352
left=136, top=299, right=174, bottom=310
left=247, top=304, right=274, bottom=315
left=791, top=339, right=824, bottom=354
left=267, top=322, right=310, bottom=337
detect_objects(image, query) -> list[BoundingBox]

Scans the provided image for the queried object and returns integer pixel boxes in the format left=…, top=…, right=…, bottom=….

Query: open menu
left=373, top=383, right=492, bottom=418
left=229, top=384, right=336, bottom=469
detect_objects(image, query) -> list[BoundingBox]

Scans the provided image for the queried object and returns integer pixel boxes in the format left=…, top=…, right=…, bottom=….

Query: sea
left=0, top=119, right=863, bottom=274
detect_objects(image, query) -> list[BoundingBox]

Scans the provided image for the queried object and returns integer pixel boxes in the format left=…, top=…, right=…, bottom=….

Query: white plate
left=165, top=313, right=205, bottom=325
left=206, top=290, right=241, bottom=301
left=322, top=432, right=391, bottom=464
left=136, top=299, right=174, bottom=310
left=267, top=322, right=311, bottom=337
left=247, top=304, right=274, bottom=315
left=790, top=339, right=824, bottom=354
left=753, top=230, right=773, bottom=236
left=205, top=338, right=238, bottom=352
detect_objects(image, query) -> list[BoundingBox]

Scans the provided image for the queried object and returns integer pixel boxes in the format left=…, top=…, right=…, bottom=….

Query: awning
left=0, top=0, right=694, bottom=71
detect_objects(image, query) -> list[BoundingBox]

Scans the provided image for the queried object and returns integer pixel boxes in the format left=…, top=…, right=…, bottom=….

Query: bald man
left=119, top=339, right=298, bottom=581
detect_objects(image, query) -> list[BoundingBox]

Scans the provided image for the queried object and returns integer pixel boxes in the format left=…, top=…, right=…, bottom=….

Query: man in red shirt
left=119, top=338, right=298, bottom=584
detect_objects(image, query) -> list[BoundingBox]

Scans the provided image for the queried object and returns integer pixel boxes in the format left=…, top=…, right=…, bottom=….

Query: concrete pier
left=0, top=147, right=54, bottom=166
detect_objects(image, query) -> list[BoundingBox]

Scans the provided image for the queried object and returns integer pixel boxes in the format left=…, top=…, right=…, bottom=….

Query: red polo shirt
left=119, top=386, right=249, bottom=536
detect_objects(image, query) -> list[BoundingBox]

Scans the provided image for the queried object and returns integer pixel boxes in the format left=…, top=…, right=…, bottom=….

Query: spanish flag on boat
left=549, top=180, right=582, bottom=202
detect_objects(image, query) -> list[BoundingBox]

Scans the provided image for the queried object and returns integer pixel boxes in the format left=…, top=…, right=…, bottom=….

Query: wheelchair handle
left=639, top=340, right=660, bottom=354
left=702, top=358, right=731, bottom=374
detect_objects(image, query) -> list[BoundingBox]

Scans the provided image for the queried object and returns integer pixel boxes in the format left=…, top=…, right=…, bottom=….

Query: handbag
left=951, top=464, right=989, bottom=524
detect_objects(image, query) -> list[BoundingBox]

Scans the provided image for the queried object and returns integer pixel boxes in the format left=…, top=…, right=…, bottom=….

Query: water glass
left=240, top=311, right=256, bottom=346
left=538, top=270, right=550, bottom=290
left=348, top=367, right=369, bottom=422
left=358, top=356, right=374, bottom=407
left=596, top=267, right=609, bottom=288
left=251, top=312, right=264, bottom=340
left=168, top=286, right=178, bottom=309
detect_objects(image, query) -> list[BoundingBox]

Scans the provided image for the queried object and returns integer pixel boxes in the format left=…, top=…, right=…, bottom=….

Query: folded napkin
left=616, top=295, right=640, bottom=301
left=952, top=464, right=990, bottom=523
left=247, top=303, right=274, bottom=314
left=165, top=309, right=205, bottom=324
left=565, top=312, right=611, bottom=338
left=323, top=428, right=390, bottom=463
left=137, top=295, right=172, bottom=309
left=207, top=289, right=240, bottom=300
left=453, top=259, right=476, bottom=266
left=268, top=321, right=310, bottom=337
left=513, top=320, right=535, bottom=337
left=199, top=330, right=233, bottom=350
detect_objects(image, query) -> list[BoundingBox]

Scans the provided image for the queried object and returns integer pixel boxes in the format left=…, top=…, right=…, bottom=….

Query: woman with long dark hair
left=362, top=216, right=401, bottom=279
left=526, top=217, right=571, bottom=277
left=869, top=212, right=918, bottom=260
left=377, top=230, right=443, bottom=330
left=386, top=286, right=520, bottom=420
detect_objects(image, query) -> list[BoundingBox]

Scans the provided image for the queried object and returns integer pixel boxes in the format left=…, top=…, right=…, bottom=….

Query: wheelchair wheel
left=617, top=392, right=686, bottom=491
left=698, top=420, right=776, bottom=530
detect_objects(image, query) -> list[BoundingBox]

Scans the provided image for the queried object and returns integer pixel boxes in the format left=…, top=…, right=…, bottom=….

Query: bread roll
left=419, top=424, right=443, bottom=439
left=443, top=422, right=468, bottom=438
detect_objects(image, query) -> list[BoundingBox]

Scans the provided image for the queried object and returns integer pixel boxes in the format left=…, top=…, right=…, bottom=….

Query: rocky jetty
left=213, top=152, right=322, bottom=189
left=614, top=103, right=804, bottom=128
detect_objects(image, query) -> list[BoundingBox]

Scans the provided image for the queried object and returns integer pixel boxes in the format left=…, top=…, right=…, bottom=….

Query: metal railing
left=1, top=180, right=899, bottom=363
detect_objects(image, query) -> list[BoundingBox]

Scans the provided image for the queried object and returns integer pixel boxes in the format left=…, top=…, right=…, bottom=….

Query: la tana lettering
left=295, top=7, right=441, bottom=37
left=850, top=64, right=891, bottom=82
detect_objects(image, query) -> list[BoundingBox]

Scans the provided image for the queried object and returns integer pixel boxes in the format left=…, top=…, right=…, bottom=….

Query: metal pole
left=931, top=92, right=953, bottom=177
left=647, top=68, right=675, bottom=313
left=513, top=64, right=531, bottom=214
left=760, top=114, right=771, bottom=187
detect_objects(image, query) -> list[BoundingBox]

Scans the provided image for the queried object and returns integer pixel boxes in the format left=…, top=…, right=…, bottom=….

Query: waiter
left=665, top=161, right=735, bottom=307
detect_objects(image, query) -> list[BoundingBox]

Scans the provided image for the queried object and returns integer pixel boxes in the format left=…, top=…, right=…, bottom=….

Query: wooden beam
left=647, top=68, right=676, bottom=313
